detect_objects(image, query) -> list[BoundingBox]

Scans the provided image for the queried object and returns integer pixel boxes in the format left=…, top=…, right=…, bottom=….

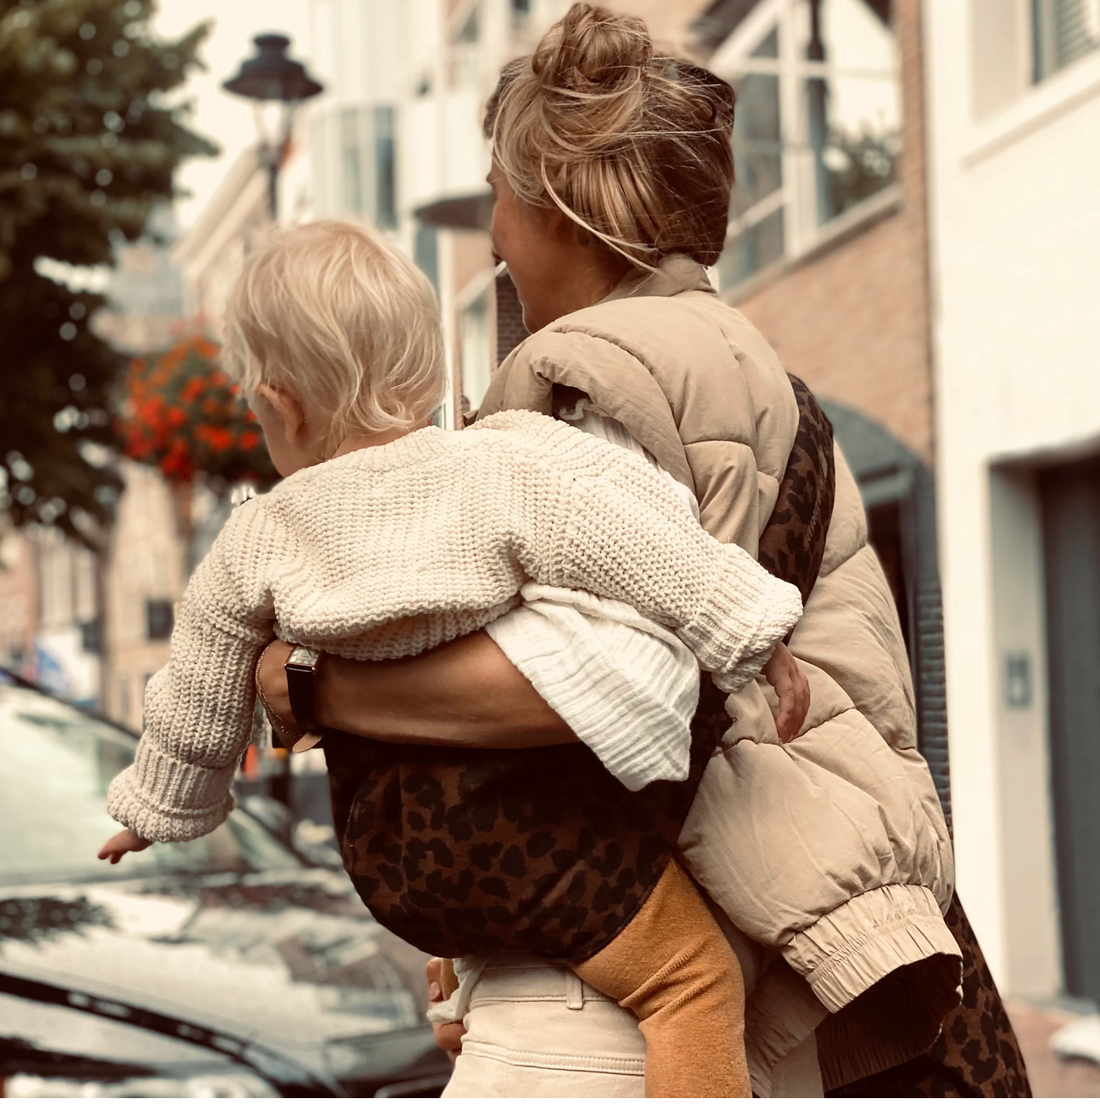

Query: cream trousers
left=440, top=955, right=823, bottom=1099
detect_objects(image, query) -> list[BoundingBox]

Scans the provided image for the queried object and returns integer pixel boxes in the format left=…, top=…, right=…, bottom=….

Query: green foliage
left=0, top=0, right=217, bottom=546
left=826, top=126, right=900, bottom=219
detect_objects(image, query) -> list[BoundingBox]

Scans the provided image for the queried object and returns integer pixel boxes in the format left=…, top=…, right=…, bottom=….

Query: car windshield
left=0, top=680, right=301, bottom=886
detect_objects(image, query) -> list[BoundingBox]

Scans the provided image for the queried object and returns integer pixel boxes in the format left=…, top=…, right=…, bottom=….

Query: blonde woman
left=258, top=4, right=1031, bottom=1097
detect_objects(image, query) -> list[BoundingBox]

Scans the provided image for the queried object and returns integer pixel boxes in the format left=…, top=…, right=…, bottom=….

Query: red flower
left=179, top=377, right=205, bottom=403
left=115, top=333, right=276, bottom=488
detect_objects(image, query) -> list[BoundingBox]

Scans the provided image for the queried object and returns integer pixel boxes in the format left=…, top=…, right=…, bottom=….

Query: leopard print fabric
left=825, top=895, right=1033, bottom=1097
left=757, top=374, right=835, bottom=607
left=324, top=674, right=729, bottom=959
left=323, top=376, right=834, bottom=961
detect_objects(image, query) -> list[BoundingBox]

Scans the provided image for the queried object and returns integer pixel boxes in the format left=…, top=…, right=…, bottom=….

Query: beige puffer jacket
left=477, top=257, right=961, bottom=1094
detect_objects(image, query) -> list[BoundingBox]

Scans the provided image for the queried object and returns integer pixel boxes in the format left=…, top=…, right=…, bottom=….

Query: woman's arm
left=257, top=633, right=581, bottom=748
left=259, top=632, right=809, bottom=752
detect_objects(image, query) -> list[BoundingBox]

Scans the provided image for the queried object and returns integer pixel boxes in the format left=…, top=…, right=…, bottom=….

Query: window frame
left=1033, top=0, right=1100, bottom=83
left=709, top=0, right=902, bottom=289
left=962, top=25, right=1100, bottom=167
left=373, top=104, right=398, bottom=230
left=457, top=274, right=493, bottom=413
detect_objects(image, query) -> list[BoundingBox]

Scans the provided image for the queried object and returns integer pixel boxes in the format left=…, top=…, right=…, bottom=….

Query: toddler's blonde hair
left=223, top=220, right=447, bottom=452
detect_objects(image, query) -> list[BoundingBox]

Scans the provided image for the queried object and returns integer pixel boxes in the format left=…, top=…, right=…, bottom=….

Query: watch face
left=286, top=645, right=321, bottom=671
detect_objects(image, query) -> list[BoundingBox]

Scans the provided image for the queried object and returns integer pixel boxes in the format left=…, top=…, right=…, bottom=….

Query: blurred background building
left=3, top=0, right=1099, bottom=1072
left=925, top=0, right=1100, bottom=1010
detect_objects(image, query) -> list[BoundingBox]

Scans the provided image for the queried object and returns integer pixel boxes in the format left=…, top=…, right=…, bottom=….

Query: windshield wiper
left=0, top=969, right=344, bottom=1096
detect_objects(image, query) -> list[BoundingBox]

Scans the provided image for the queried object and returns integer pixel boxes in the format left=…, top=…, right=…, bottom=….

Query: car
left=0, top=670, right=453, bottom=1098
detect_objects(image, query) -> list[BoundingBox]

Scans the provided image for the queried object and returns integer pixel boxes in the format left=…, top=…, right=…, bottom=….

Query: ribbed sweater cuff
left=680, top=553, right=803, bottom=690
left=106, top=747, right=237, bottom=842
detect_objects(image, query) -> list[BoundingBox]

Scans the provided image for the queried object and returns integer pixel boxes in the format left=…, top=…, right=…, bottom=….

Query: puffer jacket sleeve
left=483, top=298, right=959, bottom=1026
left=678, top=444, right=958, bottom=1015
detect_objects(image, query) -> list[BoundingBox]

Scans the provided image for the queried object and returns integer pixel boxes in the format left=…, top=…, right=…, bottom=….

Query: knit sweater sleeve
left=106, top=505, right=274, bottom=842
left=520, top=435, right=803, bottom=693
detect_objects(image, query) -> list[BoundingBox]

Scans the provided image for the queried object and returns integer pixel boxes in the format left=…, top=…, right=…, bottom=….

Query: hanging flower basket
left=116, top=335, right=276, bottom=490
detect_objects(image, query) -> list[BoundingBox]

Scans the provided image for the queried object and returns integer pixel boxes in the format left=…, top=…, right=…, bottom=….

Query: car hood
left=0, top=866, right=435, bottom=1086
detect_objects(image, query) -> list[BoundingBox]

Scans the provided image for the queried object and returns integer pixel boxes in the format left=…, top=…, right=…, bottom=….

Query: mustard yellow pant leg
left=440, top=957, right=460, bottom=1001
left=572, top=860, right=751, bottom=1098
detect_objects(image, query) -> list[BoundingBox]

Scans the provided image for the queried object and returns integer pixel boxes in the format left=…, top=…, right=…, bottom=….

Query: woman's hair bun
left=486, top=3, right=736, bottom=271
left=531, top=3, right=652, bottom=92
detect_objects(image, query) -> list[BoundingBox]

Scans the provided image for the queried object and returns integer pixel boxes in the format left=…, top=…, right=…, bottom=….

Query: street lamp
left=222, top=34, right=324, bottom=221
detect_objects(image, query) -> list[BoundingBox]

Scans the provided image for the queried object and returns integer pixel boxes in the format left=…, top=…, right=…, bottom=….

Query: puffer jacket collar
left=598, top=254, right=717, bottom=304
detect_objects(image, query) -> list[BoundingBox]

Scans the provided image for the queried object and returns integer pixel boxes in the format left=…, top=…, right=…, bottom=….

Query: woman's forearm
left=257, top=633, right=579, bottom=749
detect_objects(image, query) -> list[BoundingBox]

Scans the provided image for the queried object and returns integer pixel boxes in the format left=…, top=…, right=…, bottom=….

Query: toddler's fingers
left=433, top=1019, right=466, bottom=1062
left=774, top=688, right=795, bottom=741
left=779, top=674, right=811, bottom=742
left=776, top=708, right=795, bottom=742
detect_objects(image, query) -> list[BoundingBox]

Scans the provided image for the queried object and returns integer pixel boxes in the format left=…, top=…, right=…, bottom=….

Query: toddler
left=99, top=221, right=804, bottom=1097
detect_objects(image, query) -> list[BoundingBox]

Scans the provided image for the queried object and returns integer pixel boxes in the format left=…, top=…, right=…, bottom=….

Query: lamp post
left=223, top=34, right=324, bottom=222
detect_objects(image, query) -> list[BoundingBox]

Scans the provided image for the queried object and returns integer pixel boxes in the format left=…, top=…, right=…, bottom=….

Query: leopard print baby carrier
left=322, top=375, right=835, bottom=961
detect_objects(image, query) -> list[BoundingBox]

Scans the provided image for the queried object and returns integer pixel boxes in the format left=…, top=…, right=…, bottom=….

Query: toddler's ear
left=257, top=384, right=308, bottom=444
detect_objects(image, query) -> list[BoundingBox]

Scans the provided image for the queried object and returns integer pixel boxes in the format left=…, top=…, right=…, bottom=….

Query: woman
left=259, top=4, right=1030, bottom=1096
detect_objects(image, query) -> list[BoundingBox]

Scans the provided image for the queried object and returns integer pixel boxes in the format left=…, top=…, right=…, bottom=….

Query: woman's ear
left=256, top=384, right=308, bottom=444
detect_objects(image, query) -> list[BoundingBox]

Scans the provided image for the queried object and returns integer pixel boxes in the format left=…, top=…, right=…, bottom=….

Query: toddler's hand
left=98, top=828, right=152, bottom=865
left=762, top=642, right=810, bottom=742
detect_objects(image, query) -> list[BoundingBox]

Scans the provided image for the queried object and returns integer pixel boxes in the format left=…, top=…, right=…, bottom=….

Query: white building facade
left=306, top=0, right=576, bottom=423
left=925, top=0, right=1100, bottom=1004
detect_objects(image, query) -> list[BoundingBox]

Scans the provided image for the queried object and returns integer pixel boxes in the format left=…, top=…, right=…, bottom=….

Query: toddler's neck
left=329, top=420, right=432, bottom=460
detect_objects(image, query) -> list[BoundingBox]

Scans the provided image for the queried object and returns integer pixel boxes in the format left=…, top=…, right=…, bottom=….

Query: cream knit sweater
left=107, top=408, right=802, bottom=843
left=486, top=402, right=706, bottom=792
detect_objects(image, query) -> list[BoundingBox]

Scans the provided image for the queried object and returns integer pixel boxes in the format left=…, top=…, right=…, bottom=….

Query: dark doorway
left=1039, top=454, right=1100, bottom=1004
left=823, top=403, right=949, bottom=825
left=866, top=499, right=911, bottom=656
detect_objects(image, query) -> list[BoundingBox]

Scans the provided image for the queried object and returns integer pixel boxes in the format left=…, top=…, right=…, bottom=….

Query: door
left=1040, top=455, right=1100, bottom=1003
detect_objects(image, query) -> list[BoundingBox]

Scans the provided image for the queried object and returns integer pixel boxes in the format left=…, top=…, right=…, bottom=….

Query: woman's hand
left=426, top=957, right=466, bottom=1063
left=97, top=828, right=152, bottom=864
left=256, top=633, right=580, bottom=749
left=762, top=643, right=810, bottom=742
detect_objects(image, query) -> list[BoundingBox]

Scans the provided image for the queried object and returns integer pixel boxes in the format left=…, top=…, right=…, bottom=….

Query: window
left=450, top=2, right=482, bottom=87
left=145, top=598, right=173, bottom=641
left=460, top=289, right=491, bottom=412
left=117, top=674, right=129, bottom=722
left=713, top=0, right=900, bottom=289
left=414, top=223, right=439, bottom=291
left=79, top=618, right=101, bottom=654
left=373, top=105, right=397, bottom=230
left=1033, top=0, right=1100, bottom=81
left=341, top=108, right=365, bottom=216
left=456, top=3, right=480, bottom=43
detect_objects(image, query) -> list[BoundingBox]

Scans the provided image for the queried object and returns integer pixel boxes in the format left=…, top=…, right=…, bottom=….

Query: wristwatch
left=284, top=645, right=323, bottom=737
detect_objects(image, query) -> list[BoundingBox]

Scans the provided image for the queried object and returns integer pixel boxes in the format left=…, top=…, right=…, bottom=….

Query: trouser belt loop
left=565, top=969, right=585, bottom=1011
